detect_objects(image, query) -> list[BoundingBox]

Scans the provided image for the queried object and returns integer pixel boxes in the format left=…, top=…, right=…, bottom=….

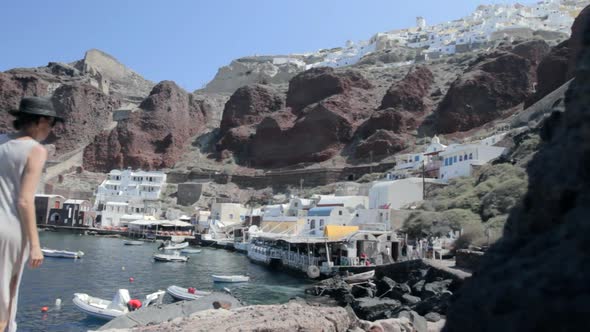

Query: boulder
left=425, top=312, right=442, bottom=323
left=397, top=310, right=428, bottom=332
left=353, top=297, right=402, bottom=321
left=219, top=84, right=283, bottom=134
left=401, top=294, right=422, bottom=305
left=411, top=280, right=426, bottom=295
left=380, top=66, right=434, bottom=112
left=421, top=280, right=453, bottom=299
left=286, top=67, right=371, bottom=110
left=412, top=292, right=452, bottom=316
left=376, top=276, right=397, bottom=296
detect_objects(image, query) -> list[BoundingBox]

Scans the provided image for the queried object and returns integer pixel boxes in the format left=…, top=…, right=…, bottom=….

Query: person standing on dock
left=0, top=96, right=63, bottom=332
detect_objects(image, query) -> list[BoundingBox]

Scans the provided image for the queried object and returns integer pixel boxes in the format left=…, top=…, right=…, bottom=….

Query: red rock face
left=380, top=66, right=434, bottom=112
left=527, top=41, right=571, bottom=106
left=219, top=84, right=283, bottom=134
left=0, top=72, right=49, bottom=132
left=568, top=4, right=590, bottom=78
left=355, top=109, right=415, bottom=139
left=286, top=67, right=372, bottom=110
left=436, top=47, right=538, bottom=133
left=83, top=81, right=207, bottom=171
left=355, top=130, right=408, bottom=160
left=48, top=84, right=120, bottom=154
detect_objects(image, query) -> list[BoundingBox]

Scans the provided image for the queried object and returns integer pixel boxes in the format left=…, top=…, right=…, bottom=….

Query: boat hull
left=166, top=286, right=211, bottom=301
left=211, top=275, right=249, bottom=283
left=72, top=295, right=125, bottom=320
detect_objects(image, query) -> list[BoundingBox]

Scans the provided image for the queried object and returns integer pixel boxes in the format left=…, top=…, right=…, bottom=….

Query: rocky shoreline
left=98, top=260, right=462, bottom=332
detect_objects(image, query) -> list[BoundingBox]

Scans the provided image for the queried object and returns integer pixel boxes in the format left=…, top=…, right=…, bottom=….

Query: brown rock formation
left=48, top=84, right=120, bottom=154
left=219, top=84, right=283, bottom=134
left=247, top=102, right=354, bottom=167
left=83, top=81, right=207, bottom=171
left=436, top=46, right=539, bottom=133
left=286, top=67, right=372, bottom=110
left=567, top=4, right=590, bottom=78
left=443, top=18, right=590, bottom=332
left=355, top=109, right=416, bottom=139
left=355, top=130, right=408, bottom=160
left=0, top=72, right=50, bottom=131
left=380, top=66, right=434, bottom=112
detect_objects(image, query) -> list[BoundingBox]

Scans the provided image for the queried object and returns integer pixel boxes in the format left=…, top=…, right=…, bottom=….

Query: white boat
left=153, top=252, right=189, bottom=262
left=123, top=240, right=144, bottom=246
left=212, top=275, right=249, bottom=283
left=180, top=248, right=202, bottom=254
left=343, top=270, right=375, bottom=284
left=42, top=248, right=84, bottom=259
left=158, top=241, right=189, bottom=250
left=166, top=285, right=211, bottom=301
left=233, top=241, right=249, bottom=253
left=73, top=289, right=165, bottom=320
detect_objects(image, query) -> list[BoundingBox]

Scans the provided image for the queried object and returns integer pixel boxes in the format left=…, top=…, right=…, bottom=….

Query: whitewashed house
left=390, top=136, right=447, bottom=179
left=305, top=206, right=353, bottom=237
left=94, top=169, right=166, bottom=227
left=439, top=143, right=506, bottom=182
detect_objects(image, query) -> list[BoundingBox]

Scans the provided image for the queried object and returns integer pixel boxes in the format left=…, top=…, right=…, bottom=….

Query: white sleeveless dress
left=0, top=133, right=40, bottom=332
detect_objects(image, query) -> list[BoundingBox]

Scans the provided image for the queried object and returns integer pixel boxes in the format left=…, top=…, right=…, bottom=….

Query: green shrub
left=480, top=178, right=527, bottom=220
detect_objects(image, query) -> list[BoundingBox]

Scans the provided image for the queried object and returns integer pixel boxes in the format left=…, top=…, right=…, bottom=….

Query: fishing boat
left=153, top=252, right=189, bottom=262
left=42, top=249, right=84, bottom=259
left=73, top=289, right=165, bottom=320
left=211, top=275, right=249, bottom=283
left=123, top=240, right=144, bottom=246
left=158, top=241, right=189, bottom=250
left=180, top=248, right=202, bottom=254
left=166, top=285, right=211, bottom=301
left=343, top=270, right=375, bottom=284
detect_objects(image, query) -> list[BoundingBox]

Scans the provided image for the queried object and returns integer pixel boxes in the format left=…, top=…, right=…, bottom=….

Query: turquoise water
left=17, top=232, right=311, bottom=332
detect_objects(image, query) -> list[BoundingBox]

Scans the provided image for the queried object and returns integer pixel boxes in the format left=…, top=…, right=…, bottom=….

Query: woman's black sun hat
left=8, top=96, right=64, bottom=122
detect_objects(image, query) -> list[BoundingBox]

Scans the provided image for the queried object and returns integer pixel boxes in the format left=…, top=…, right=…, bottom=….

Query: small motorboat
left=343, top=270, right=375, bottom=284
left=73, top=289, right=165, bottom=320
left=212, top=275, right=249, bottom=283
left=180, top=248, right=202, bottom=254
left=158, top=241, right=189, bottom=250
left=42, top=249, right=84, bottom=259
left=153, top=252, right=189, bottom=262
left=123, top=240, right=144, bottom=246
left=166, top=285, right=211, bottom=301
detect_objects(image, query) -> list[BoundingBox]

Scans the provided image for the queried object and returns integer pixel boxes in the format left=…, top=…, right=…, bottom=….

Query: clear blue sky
left=0, top=0, right=537, bottom=91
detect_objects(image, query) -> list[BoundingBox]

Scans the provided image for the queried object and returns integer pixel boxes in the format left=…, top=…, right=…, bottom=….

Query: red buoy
left=129, top=277, right=134, bottom=282
left=41, top=306, right=49, bottom=313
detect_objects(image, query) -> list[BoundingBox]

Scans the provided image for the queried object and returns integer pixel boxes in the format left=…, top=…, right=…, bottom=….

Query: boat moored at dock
left=42, top=249, right=85, bottom=259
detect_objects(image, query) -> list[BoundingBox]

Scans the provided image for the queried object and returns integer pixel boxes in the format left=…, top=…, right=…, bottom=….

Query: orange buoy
left=41, top=306, right=49, bottom=313
left=129, top=277, right=134, bottom=282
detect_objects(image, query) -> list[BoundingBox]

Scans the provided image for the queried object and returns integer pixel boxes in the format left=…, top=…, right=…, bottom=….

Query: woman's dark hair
left=13, top=113, right=55, bottom=130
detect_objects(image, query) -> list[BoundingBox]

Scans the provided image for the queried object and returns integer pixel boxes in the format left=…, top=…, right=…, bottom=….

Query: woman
left=0, top=96, right=63, bottom=332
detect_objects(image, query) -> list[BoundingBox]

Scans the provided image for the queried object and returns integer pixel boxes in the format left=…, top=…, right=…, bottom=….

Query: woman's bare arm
left=18, top=144, right=47, bottom=268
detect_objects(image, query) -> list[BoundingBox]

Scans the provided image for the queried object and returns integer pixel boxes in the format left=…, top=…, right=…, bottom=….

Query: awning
left=161, top=220, right=193, bottom=227
left=129, top=220, right=162, bottom=226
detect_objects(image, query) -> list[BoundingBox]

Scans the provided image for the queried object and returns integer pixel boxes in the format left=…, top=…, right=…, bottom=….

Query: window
left=319, top=219, right=324, bottom=227
left=464, top=154, right=468, bottom=161
left=469, top=153, right=473, bottom=160
left=414, top=155, right=420, bottom=162
left=459, top=155, right=463, bottom=162
left=454, top=156, right=458, bottom=163
left=310, top=220, right=316, bottom=229
left=229, top=214, right=234, bottom=219
left=339, top=211, right=342, bottom=216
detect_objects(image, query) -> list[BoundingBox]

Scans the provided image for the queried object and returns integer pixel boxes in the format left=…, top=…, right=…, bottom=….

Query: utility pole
left=299, top=178, right=304, bottom=197
left=422, top=160, right=426, bottom=200
left=369, top=151, right=374, bottom=174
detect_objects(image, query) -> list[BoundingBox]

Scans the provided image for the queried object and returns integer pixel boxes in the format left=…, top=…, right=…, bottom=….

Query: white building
left=210, top=202, right=247, bottom=225
left=439, top=143, right=506, bottom=182
left=369, top=178, right=439, bottom=210
left=390, top=136, right=447, bottom=179
left=315, top=195, right=368, bottom=212
left=95, top=169, right=166, bottom=227
left=305, top=206, right=353, bottom=237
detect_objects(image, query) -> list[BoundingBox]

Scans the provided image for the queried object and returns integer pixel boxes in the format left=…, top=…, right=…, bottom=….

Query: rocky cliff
left=443, top=10, right=590, bottom=332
